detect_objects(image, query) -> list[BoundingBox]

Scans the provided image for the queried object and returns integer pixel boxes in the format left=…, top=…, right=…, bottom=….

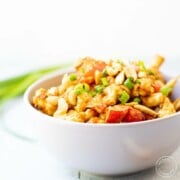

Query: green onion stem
left=0, top=63, right=70, bottom=106
left=1, top=73, right=42, bottom=100
left=0, top=73, right=30, bottom=87
left=118, top=91, right=130, bottom=104
left=124, top=77, right=134, bottom=90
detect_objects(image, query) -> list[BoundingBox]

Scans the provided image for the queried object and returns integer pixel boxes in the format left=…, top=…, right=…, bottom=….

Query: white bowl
left=24, top=67, right=180, bottom=176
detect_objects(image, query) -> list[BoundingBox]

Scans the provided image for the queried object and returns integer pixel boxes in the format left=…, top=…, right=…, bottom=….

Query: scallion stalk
left=0, top=63, right=70, bottom=106
left=101, top=77, right=109, bottom=86
left=160, top=86, right=172, bottom=96
left=118, top=91, right=130, bottom=104
left=124, top=77, right=134, bottom=90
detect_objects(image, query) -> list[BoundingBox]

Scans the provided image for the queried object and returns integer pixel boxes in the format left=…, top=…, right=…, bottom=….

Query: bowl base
left=78, top=166, right=155, bottom=179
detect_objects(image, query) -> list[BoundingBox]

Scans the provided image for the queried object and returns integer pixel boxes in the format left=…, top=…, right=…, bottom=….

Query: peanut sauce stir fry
left=32, top=55, right=180, bottom=123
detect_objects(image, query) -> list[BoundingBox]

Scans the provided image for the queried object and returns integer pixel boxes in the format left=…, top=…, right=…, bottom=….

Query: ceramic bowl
left=24, top=67, right=180, bottom=176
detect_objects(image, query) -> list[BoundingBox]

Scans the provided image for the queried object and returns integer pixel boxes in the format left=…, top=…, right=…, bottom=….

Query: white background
left=0, top=0, right=180, bottom=180
left=1, top=0, right=180, bottom=65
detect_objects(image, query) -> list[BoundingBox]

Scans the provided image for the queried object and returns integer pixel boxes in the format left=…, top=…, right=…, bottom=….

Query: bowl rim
left=24, top=67, right=180, bottom=128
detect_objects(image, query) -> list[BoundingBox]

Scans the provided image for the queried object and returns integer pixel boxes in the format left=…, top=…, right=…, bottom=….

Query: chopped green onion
left=138, top=60, right=146, bottom=71
left=74, top=83, right=90, bottom=95
left=160, top=86, right=172, bottom=96
left=102, top=69, right=108, bottom=76
left=124, top=77, right=134, bottom=90
left=89, top=91, right=97, bottom=97
left=101, top=77, right=109, bottom=86
left=83, top=83, right=90, bottom=92
left=133, top=97, right=141, bottom=103
left=135, top=79, right=141, bottom=84
left=118, top=91, right=130, bottom=104
left=94, top=85, right=104, bottom=93
left=74, top=84, right=84, bottom=95
left=147, top=70, right=155, bottom=75
left=128, top=77, right=134, bottom=81
left=69, top=73, right=77, bottom=81
left=116, top=59, right=124, bottom=65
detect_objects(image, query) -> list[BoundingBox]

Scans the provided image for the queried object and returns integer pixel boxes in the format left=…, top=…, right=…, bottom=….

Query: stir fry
left=32, top=55, right=180, bottom=123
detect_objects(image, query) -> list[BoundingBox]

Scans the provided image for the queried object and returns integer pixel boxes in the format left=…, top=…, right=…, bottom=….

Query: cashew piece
left=141, top=93, right=165, bottom=107
left=133, top=104, right=157, bottom=117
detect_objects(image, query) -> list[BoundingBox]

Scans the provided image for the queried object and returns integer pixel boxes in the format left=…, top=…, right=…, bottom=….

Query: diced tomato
left=106, top=105, right=129, bottom=123
left=80, top=69, right=95, bottom=83
left=106, top=105, right=146, bottom=123
left=80, top=61, right=107, bottom=84
left=123, top=107, right=145, bottom=122
left=152, top=82, right=162, bottom=93
left=93, top=61, right=107, bottom=72
left=144, top=114, right=154, bottom=120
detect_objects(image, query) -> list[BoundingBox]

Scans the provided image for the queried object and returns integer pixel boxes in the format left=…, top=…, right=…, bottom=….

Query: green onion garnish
left=94, top=85, right=104, bottom=93
left=135, top=79, right=141, bottom=84
left=124, top=77, right=134, bottom=90
left=102, top=69, right=108, bottom=76
left=116, top=59, right=124, bottom=65
left=147, top=70, right=155, bottom=75
left=89, top=91, right=97, bottom=97
left=160, top=86, right=172, bottom=96
left=74, top=84, right=84, bottom=95
left=138, top=60, right=146, bottom=71
left=83, top=83, right=90, bottom=92
left=133, top=97, right=141, bottom=103
left=69, top=73, right=77, bottom=81
left=74, top=83, right=90, bottom=95
left=101, top=77, right=109, bottom=86
left=118, top=91, right=130, bottom=104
